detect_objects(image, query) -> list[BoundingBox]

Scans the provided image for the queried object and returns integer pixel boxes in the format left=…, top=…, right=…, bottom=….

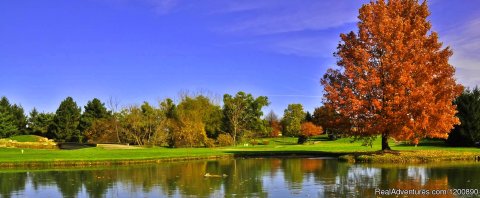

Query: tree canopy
left=321, top=0, right=462, bottom=150
left=281, top=104, right=305, bottom=137
left=447, top=87, right=480, bottom=146
left=79, top=98, right=111, bottom=134
left=265, top=110, right=281, bottom=137
left=0, top=96, right=27, bottom=138
left=223, top=92, right=269, bottom=144
left=27, top=108, right=54, bottom=136
left=50, top=97, right=82, bottom=142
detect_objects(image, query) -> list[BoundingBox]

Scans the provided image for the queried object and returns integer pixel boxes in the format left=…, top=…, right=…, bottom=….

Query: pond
left=1, top=158, right=480, bottom=198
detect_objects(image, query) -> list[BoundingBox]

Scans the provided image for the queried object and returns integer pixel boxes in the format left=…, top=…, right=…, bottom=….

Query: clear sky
left=1, top=0, right=479, bottom=116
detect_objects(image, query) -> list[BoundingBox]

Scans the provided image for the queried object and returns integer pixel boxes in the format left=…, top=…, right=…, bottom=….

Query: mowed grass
left=0, top=147, right=227, bottom=163
left=1, top=135, right=479, bottom=166
left=6, top=135, right=44, bottom=142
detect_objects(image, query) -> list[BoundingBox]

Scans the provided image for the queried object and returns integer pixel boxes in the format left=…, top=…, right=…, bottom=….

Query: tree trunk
left=233, top=126, right=237, bottom=146
left=115, top=120, right=120, bottom=143
left=381, top=133, right=391, bottom=151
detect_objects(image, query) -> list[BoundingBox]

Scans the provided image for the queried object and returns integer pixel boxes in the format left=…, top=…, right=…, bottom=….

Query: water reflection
left=1, top=158, right=479, bottom=197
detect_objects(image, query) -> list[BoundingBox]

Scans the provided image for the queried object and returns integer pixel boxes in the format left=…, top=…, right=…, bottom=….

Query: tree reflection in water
left=0, top=158, right=479, bottom=198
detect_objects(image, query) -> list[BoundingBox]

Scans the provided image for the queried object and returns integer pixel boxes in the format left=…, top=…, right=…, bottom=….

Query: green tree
left=0, top=97, right=15, bottom=138
left=305, top=111, right=313, bottom=122
left=27, top=108, right=55, bottom=136
left=176, top=95, right=223, bottom=144
left=79, top=98, right=110, bottom=134
left=10, top=104, right=27, bottom=134
left=119, top=106, right=145, bottom=145
left=51, top=97, right=82, bottom=142
left=0, top=96, right=26, bottom=137
left=0, top=111, right=16, bottom=138
left=223, top=92, right=269, bottom=144
left=447, top=87, right=480, bottom=146
left=141, top=101, right=162, bottom=145
left=281, top=104, right=305, bottom=137
left=118, top=102, right=164, bottom=145
left=158, top=98, right=178, bottom=147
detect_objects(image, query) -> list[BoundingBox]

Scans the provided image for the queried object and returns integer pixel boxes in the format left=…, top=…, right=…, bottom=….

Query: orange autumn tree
left=321, top=0, right=462, bottom=150
left=300, top=122, right=323, bottom=137
left=298, top=122, right=323, bottom=144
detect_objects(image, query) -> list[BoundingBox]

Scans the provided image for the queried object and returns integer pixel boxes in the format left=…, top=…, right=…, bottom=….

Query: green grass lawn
left=1, top=135, right=479, bottom=166
left=6, top=135, right=44, bottom=142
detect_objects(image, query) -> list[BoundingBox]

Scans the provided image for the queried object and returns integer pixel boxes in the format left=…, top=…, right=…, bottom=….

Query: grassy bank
left=1, top=136, right=480, bottom=167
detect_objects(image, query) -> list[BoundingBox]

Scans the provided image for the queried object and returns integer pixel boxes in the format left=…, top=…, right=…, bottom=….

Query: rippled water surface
left=1, top=158, right=480, bottom=197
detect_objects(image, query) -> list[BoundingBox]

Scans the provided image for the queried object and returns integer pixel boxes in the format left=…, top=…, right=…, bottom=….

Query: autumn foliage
left=269, top=121, right=281, bottom=137
left=321, top=0, right=463, bottom=150
left=300, top=122, right=323, bottom=137
left=313, top=106, right=350, bottom=139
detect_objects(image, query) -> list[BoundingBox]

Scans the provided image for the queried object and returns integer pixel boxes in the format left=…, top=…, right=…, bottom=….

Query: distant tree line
left=0, top=92, right=324, bottom=147
left=2, top=86, right=480, bottom=147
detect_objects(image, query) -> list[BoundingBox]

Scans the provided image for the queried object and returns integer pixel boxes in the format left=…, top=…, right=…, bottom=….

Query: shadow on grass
left=271, top=139, right=297, bottom=145
left=57, top=143, right=97, bottom=150
left=222, top=149, right=384, bottom=158
left=309, top=136, right=334, bottom=141
left=395, top=139, right=448, bottom=147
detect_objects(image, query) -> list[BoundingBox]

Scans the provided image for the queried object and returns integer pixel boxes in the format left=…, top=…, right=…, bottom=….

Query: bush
left=250, top=139, right=258, bottom=145
left=0, top=138, right=57, bottom=149
left=204, top=138, right=216, bottom=148
left=217, top=134, right=234, bottom=147
left=262, top=140, right=270, bottom=145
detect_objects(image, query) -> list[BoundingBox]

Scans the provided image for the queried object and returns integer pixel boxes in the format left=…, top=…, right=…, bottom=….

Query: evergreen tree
left=28, top=108, right=54, bottom=136
left=10, top=104, right=27, bottom=134
left=51, top=97, right=82, bottom=142
left=27, top=108, right=39, bottom=134
left=305, top=111, right=313, bottom=122
left=447, top=87, right=480, bottom=146
left=79, top=98, right=110, bottom=133
left=0, top=97, right=15, bottom=138
left=0, top=96, right=26, bottom=137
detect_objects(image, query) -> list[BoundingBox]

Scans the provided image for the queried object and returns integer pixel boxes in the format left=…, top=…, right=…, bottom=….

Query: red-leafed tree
left=321, top=0, right=463, bottom=150
left=298, top=122, right=323, bottom=144
left=300, top=122, right=323, bottom=137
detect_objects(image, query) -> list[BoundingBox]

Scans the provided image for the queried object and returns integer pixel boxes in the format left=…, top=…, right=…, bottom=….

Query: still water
left=1, top=158, right=480, bottom=198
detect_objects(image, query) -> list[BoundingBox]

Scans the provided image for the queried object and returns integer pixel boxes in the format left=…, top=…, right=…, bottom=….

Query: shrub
left=204, top=138, right=216, bottom=148
left=250, top=140, right=258, bottom=145
left=262, top=140, right=270, bottom=145
left=217, top=134, right=234, bottom=147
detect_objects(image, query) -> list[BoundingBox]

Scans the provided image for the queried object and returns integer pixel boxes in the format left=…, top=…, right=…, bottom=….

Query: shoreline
left=1, top=148, right=480, bottom=168
left=0, top=154, right=234, bottom=168
left=338, top=150, right=480, bottom=163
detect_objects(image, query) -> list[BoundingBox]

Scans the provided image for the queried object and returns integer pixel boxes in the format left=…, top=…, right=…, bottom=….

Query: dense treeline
left=0, top=92, right=322, bottom=147
left=3, top=85, right=480, bottom=147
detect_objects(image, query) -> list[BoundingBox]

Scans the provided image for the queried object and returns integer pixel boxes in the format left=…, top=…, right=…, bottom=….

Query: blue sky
left=1, top=0, right=479, bottom=116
